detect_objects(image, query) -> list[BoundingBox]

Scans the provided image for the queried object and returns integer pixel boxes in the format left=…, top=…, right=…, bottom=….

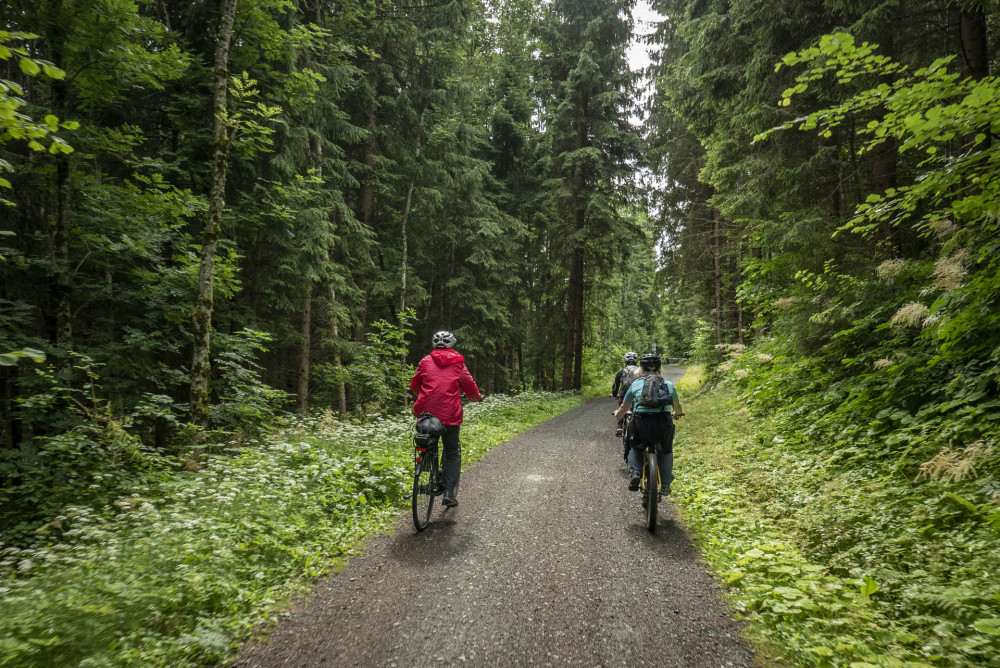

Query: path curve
left=235, top=366, right=755, bottom=667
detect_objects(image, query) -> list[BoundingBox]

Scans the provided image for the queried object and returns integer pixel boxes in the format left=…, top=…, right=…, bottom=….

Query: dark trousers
left=440, top=425, right=462, bottom=494
left=628, top=412, right=675, bottom=486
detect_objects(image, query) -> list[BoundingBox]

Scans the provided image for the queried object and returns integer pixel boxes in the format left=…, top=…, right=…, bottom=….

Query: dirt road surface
left=235, top=367, right=755, bottom=667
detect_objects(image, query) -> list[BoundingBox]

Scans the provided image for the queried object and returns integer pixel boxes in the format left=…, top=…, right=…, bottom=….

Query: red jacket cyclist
left=410, top=330, right=482, bottom=507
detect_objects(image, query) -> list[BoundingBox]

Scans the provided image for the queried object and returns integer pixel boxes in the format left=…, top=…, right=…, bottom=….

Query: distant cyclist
left=410, top=330, right=482, bottom=508
left=610, top=351, right=640, bottom=436
left=613, top=352, right=683, bottom=494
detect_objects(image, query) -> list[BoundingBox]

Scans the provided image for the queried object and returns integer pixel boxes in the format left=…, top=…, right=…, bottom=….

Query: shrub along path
left=234, top=368, right=755, bottom=667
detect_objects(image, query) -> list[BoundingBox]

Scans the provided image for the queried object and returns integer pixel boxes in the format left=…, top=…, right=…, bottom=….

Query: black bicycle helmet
left=624, top=351, right=638, bottom=364
left=640, top=352, right=661, bottom=370
left=432, top=330, right=457, bottom=349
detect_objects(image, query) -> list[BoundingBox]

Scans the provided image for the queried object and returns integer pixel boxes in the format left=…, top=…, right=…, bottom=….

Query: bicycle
left=620, top=409, right=633, bottom=462
left=637, top=412, right=682, bottom=533
left=412, top=430, right=442, bottom=531
left=412, top=412, right=447, bottom=531
left=639, top=442, right=661, bottom=532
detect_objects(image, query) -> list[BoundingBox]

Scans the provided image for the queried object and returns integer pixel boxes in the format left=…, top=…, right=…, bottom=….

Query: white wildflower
left=928, top=218, right=957, bottom=237
left=932, top=254, right=966, bottom=291
left=890, top=302, right=929, bottom=327
left=876, top=259, right=906, bottom=278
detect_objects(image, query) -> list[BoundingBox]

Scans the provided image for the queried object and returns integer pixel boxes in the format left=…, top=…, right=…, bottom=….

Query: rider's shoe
left=628, top=475, right=640, bottom=491
left=615, top=427, right=623, bottom=436
left=443, top=490, right=459, bottom=508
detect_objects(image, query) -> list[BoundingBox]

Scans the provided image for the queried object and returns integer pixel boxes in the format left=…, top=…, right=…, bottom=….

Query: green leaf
left=806, top=645, right=834, bottom=656
left=973, top=618, right=1000, bottom=635
left=860, top=576, right=879, bottom=596
left=18, top=57, right=41, bottom=76
left=41, top=63, right=65, bottom=80
left=944, top=492, right=978, bottom=514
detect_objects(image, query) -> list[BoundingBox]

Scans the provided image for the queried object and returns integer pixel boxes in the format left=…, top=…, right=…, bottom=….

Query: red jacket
left=410, top=348, right=482, bottom=425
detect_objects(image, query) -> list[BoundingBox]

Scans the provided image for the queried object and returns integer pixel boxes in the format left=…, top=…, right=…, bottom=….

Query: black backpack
left=619, top=364, right=640, bottom=398
left=636, top=374, right=673, bottom=410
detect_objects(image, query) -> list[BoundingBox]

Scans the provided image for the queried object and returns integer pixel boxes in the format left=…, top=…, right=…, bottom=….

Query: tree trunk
left=0, top=365, right=13, bottom=451
left=562, top=258, right=578, bottom=390
left=297, top=291, right=312, bottom=411
left=400, top=179, right=414, bottom=314
left=959, top=4, right=988, bottom=80
left=872, top=29, right=899, bottom=255
left=713, top=209, right=724, bottom=359
left=190, top=0, right=239, bottom=429
left=562, top=202, right=584, bottom=391
left=46, top=3, right=73, bottom=360
left=330, top=288, right=348, bottom=419
left=354, top=83, right=378, bottom=346
left=573, top=252, right=584, bottom=390
left=751, top=243, right=763, bottom=339
left=621, top=268, right=631, bottom=339
left=959, top=4, right=990, bottom=152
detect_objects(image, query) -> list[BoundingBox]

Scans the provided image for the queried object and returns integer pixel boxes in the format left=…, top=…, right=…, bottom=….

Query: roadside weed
left=0, top=391, right=582, bottom=667
left=676, top=388, right=1000, bottom=667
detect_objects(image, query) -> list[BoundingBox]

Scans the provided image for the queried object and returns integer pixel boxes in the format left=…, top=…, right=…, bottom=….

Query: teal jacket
left=623, top=376, right=679, bottom=413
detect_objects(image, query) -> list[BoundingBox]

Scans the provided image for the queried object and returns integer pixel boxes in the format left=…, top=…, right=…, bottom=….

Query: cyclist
left=410, top=330, right=482, bottom=508
left=610, top=351, right=640, bottom=436
left=613, top=352, right=683, bottom=494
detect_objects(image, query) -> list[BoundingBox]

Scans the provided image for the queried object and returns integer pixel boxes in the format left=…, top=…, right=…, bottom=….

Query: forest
left=1, top=0, right=999, bottom=665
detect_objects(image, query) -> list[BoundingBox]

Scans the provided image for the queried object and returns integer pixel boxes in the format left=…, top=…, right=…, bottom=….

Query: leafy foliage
left=0, top=390, right=581, bottom=667
left=676, top=383, right=1000, bottom=667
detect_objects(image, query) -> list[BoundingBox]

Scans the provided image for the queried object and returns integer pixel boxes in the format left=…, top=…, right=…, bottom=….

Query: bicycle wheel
left=644, top=450, right=658, bottom=533
left=621, top=413, right=632, bottom=460
left=412, top=455, right=436, bottom=531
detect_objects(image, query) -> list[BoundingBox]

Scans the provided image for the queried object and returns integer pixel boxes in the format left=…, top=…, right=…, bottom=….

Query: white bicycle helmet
left=624, top=351, right=638, bottom=363
left=432, top=330, right=457, bottom=349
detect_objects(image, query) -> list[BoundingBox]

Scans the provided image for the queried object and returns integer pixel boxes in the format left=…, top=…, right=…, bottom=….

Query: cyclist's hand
left=674, top=413, right=684, bottom=419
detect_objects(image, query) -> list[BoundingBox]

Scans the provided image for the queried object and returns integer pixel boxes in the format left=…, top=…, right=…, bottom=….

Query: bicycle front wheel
left=644, top=450, right=658, bottom=533
left=412, top=458, right=436, bottom=531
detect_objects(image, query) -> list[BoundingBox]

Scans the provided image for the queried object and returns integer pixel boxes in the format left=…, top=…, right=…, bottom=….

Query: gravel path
left=234, top=367, right=756, bottom=667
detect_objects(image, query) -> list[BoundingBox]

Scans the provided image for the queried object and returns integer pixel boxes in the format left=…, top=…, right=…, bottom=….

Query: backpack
left=636, top=374, right=673, bottom=410
left=619, top=365, right=640, bottom=398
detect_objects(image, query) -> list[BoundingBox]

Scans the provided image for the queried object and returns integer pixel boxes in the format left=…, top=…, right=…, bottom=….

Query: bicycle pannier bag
left=415, top=412, right=446, bottom=436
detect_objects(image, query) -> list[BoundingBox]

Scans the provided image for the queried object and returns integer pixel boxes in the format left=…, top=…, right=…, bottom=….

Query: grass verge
left=0, top=391, right=582, bottom=667
left=674, top=384, right=1000, bottom=667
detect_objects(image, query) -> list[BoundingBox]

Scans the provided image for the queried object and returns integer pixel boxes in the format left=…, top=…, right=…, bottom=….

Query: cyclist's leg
left=440, top=425, right=462, bottom=505
left=656, top=415, right=676, bottom=494
left=627, top=414, right=644, bottom=490
left=623, top=414, right=634, bottom=463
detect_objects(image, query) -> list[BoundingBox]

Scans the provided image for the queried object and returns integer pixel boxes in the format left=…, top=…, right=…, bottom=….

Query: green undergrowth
left=674, top=384, right=1000, bottom=667
left=0, top=391, right=582, bottom=667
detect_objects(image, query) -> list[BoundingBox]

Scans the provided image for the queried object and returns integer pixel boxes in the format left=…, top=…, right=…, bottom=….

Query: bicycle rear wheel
left=644, top=450, right=658, bottom=533
left=412, top=456, right=437, bottom=531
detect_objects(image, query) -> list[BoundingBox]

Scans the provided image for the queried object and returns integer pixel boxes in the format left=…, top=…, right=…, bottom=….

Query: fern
left=908, top=587, right=980, bottom=622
